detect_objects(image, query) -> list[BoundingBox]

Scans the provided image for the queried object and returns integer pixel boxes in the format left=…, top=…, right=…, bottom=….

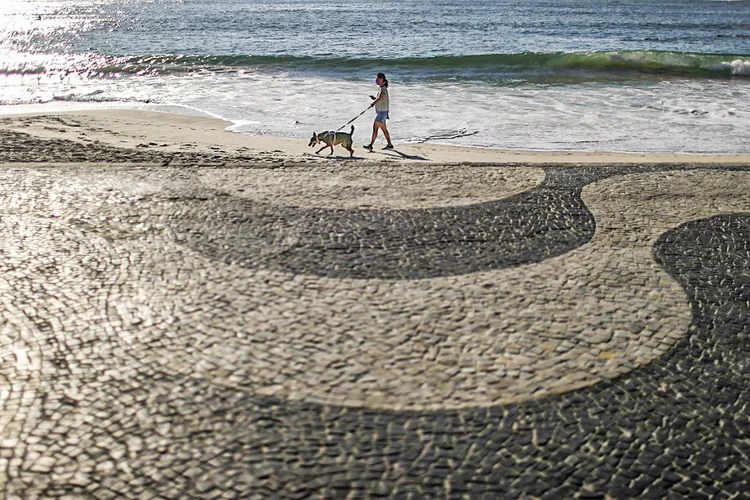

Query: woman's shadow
left=357, top=147, right=429, bottom=161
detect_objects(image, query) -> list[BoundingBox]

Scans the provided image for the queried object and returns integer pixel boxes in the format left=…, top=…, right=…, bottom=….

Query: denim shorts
left=375, top=111, right=389, bottom=123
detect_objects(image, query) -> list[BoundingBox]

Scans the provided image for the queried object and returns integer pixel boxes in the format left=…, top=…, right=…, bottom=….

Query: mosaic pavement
left=1, top=130, right=750, bottom=498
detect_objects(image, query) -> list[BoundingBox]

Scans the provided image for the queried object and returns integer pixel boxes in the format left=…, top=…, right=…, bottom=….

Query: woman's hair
left=377, top=72, right=389, bottom=88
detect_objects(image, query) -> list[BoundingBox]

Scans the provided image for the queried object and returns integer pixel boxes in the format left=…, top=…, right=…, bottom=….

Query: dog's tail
left=350, top=125, right=354, bottom=135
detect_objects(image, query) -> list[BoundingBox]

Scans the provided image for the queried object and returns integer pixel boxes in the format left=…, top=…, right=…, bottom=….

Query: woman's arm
left=371, top=88, right=386, bottom=105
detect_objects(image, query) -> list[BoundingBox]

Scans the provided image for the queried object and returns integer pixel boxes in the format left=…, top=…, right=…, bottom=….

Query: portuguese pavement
left=1, top=129, right=750, bottom=498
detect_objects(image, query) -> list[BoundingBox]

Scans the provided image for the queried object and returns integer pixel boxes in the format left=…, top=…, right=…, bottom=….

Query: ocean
left=1, top=0, right=749, bottom=153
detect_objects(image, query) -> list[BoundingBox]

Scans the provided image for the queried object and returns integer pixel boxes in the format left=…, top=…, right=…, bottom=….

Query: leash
left=335, top=104, right=372, bottom=132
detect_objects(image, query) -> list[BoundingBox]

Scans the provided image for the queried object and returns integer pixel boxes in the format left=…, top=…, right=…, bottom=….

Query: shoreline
left=1, top=108, right=750, bottom=166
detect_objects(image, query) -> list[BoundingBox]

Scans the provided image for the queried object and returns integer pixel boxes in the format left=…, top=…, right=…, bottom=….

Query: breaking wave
left=2, top=50, right=749, bottom=83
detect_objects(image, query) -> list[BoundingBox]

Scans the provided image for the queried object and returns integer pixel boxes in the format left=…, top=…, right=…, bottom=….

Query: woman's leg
left=369, top=120, right=379, bottom=146
left=381, top=123, right=392, bottom=146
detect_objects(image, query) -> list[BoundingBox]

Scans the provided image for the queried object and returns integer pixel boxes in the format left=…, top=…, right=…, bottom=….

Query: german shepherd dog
left=308, top=125, right=355, bottom=157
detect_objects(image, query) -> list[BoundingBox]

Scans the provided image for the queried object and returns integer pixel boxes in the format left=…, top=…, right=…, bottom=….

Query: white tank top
left=375, top=87, right=389, bottom=112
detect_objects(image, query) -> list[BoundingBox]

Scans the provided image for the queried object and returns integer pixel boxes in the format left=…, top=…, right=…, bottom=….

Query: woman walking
left=363, top=73, right=393, bottom=151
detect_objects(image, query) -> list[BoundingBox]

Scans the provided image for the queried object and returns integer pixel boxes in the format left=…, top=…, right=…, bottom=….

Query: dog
left=308, top=125, right=354, bottom=157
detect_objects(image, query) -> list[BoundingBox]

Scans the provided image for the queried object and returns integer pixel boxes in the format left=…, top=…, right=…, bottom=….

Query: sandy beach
left=2, top=109, right=750, bottom=166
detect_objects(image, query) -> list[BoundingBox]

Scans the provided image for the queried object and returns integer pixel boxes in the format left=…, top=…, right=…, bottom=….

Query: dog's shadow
left=316, top=154, right=365, bottom=160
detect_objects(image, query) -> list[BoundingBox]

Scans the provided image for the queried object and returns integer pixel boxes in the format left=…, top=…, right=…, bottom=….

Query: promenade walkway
left=1, top=129, right=749, bottom=498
